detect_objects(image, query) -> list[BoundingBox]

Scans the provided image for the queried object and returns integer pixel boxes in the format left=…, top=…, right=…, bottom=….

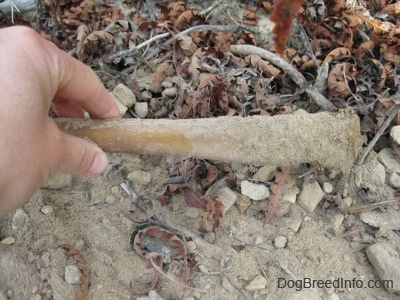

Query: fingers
left=47, top=121, right=109, bottom=176
left=52, top=50, right=120, bottom=119
left=52, top=97, right=86, bottom=118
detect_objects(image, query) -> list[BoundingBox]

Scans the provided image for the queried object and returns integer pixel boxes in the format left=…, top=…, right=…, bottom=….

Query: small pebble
left=288, top=219, right=302, bottom=232
left=110, top=186, right=119, bottom=194
left=185, top=207, right=200, bottom=219
left=253, top=165, right=276, bottom=181
left=11, top=209, right=30, bottom=231
left=0, top=236, right=16, bottom=245
left=343, top=196, right=353, bottom=207
left=30, top=294, right=42, bottom=300
left=112, top=83, right=136, bottom=107
left=65, top=266, right=81, bottom=285
left=390, top=125, right=400, bottom=145
left=135, top=102, right=149, bottom=118
left=105, top=195, right=116, bottom=205
left=389, top=173, right=400, bottom=189
left=273, top=236, right=287, bottom=248
left=254, top=235, right=264, bottom=245
left=245, top=274, right=267, bottom=291
left=322, top=182, right=334, bottom=193
left=127, top=170, right=152, bottom=185
left=40, top=205, right=54, bottom=215
left=297, top=180, right=325, bottom=212
left=187, top=241, right=197, bottom=253
left=204, top=232, right=216, bottom=243
left=171, top=203, right=180, bottom=211
left=216, top=187, right=237, bottom=215
left=198, top=264, right=209, bottom=273
left=162, top=87, right=178, bottom=98
left=240, top=180, right=270, bottom=201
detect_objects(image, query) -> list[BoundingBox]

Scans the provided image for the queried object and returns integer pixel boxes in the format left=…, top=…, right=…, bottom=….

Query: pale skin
left=0, top=26, right=120, bottom=212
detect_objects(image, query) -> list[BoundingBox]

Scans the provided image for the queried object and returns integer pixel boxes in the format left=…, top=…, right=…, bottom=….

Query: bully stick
left=55, top=109, right=362, bottom=173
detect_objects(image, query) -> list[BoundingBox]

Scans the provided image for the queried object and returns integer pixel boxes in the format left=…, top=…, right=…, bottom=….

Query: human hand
left=0, top=26, right=120, bottom=212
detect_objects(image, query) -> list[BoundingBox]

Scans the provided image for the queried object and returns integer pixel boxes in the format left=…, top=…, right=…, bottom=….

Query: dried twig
left=107, top=32, right=170, bottom=62
left=343, top=198, right=400, bottom=213
left=230, top=44, right=337, bottom=111
left=357, top=103, right=400, bottom=166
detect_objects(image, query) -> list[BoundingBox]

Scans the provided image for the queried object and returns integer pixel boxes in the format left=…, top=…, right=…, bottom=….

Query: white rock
left=288, top=219, right=302, bottom=232
left=29, top=294, right=42, bottom=300
left=162, top=87, right=178, bottom=98
left=390, top=125, right=400, bottom=145
left=389, top=173, right=400, bottom=188
left=40, top=205, right=54, bottom=215
left=273, top=236, right=287, bottom=248
left=127, top=170, right=152, bottom=185
left=240, top=180, right=270, bottom=201
left=378, top=147, right=400, bottom=173
left=198, top=264, right=209, bottom=273
left=253, top=165, right=277, bottom=181
left=64, top=266, right=81, bottom=285
left=112, top=83, right=136, bottom=107
left=0, top=237, right=16, bottom=245
left=216, top=187, right=237, bottom=215
left=185, top=207, right=200, bottom=219
left=297, top=181, right=325, bottom=212
left=353, top=158, right=386, bottom=189
left=254, top=235, right=264, bottom=245
left=330, top=213, right=344, bottom=230
left=360, top=210, right=400, bottom=230
left=366, top=243, right=400, bottom=293
left=148, top=290, right=163, bottom=300
left=322, top=182, right=334, bottom=193
left=135, top=102, right=149, bottom=118
left=245, top=274, right=267, bottom=291
left=11, top=209, right=30, bottom=231
left=283, top=184, right=300, bottom=203
left=105, top=195, right=117, bottom=205
left=42, top=174, right=73, bottom=190
left=187, top=241, right=197, bottom=253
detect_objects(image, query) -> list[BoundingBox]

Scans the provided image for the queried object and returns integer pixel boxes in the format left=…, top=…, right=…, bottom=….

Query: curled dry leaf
left=306, top=0, right=326, bottom=23
left=76, top=24, right=89, bottom=60
left=130, top=226, right=193, bottom=295
left=314, top=17, right=353, bottom=48
left=323, top=47, right=352, bottom=64
left=384, top=44, right=400, bottom=63
left=266, top=166, right=291, bottom=223
left=176, top=35, right=197, bottom=56
left=327, top=63, right=357, bottom=97
left=59, top=244, right=89, bottom=300
left=128, top=195, right=154, bottom=222
left=151, top=60, right=173, bottom=93
left=236, top=194, right=251, bottom=214
left=188, top=48, right=202, bottom=83
left=200, top=196, right=223, bottom=232
left=245, top=54, right=281, bottom=77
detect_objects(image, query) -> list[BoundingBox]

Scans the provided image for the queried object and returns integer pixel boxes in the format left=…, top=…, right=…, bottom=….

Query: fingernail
left=88, top=153, right=108, bottom=175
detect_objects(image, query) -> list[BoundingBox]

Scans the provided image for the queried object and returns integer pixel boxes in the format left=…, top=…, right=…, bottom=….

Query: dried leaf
left=59, top=244, right=89, bottom=300
left=151, top=60, right=173, bottom=93
left=236, top=194, right=251, bottom=214
left=265, top=166, right=291, bottom=223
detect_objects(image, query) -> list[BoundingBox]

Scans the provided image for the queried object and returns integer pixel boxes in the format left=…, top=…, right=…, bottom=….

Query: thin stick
left=343, top=198, right=400, bottom=213
left=357, top=104, right=400, bottom=166
left=230, top=44, right=337, bottom=111
left=107, top=32, right=170, bottom=61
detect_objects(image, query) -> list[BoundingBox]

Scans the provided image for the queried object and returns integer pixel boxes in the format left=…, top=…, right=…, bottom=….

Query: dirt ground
left=1, top=0, right=400, bottom=299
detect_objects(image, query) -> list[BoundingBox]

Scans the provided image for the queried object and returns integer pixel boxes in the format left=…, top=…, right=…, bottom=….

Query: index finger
left=49, top=42, right=120, bottom=119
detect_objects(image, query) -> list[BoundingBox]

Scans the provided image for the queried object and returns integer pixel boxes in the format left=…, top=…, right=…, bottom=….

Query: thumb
left=54, top=129, right=109, bottom=176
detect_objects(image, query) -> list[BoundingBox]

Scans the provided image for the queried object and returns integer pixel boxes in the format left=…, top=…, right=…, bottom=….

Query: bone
left=55, top=109, right=362, bottom=173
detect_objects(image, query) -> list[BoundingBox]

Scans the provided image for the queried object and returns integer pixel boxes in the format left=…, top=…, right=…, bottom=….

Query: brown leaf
left=188, top=48, right=202, bottom=83
left=236, top=194, right=251, bottom=214
left=245, top=54, right=281, bottom=77
left=265, top=166, right=291, bottom=223
left=151, top=60, right=173, bottom=93
left=59, top=244, right=89, bottom=300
